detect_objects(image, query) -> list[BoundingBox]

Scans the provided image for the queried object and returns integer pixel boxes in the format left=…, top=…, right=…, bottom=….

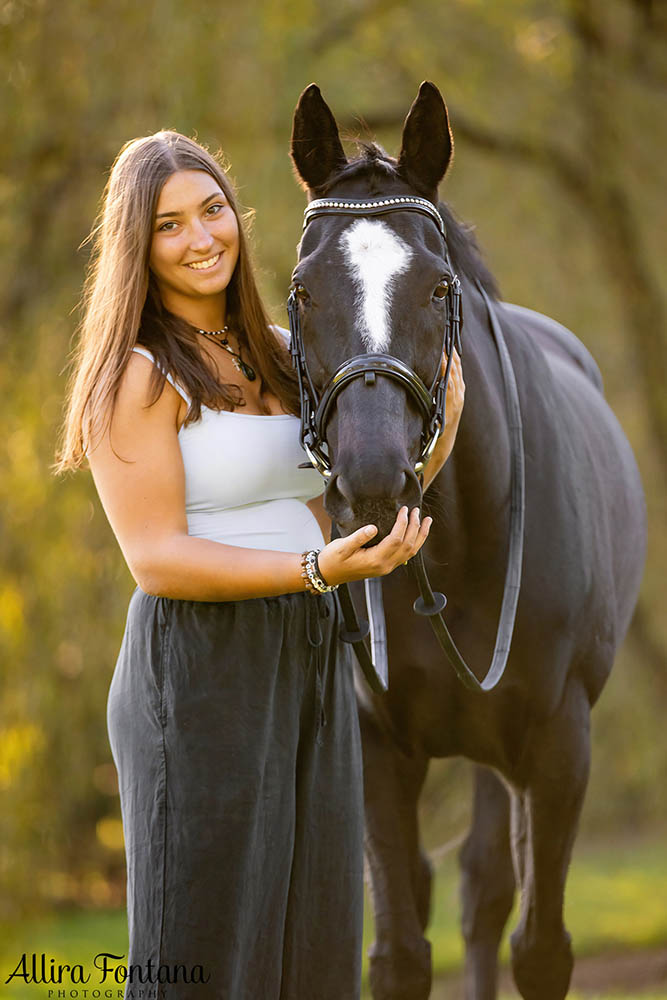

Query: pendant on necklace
left=197, top=327, right=256, bottom=381
left=231, top=356, right=257, bottom=381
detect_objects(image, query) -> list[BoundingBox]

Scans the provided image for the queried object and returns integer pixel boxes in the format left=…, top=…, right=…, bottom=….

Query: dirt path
left=430, top=946, right=667, bottom=997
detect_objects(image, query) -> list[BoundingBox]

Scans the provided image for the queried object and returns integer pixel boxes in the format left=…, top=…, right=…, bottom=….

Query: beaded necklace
left=197, top=326, right=256, bottom=382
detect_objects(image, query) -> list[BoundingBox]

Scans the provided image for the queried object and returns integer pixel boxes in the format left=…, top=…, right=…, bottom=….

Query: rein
left=411, top=282, right=525, bottom=692
left=288, top=196, right=525, bottom=695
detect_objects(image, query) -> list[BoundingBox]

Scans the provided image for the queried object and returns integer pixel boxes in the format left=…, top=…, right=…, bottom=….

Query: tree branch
left=310, top=0, right=405, bottom=56
left=339, top=108, right=588, bottom=197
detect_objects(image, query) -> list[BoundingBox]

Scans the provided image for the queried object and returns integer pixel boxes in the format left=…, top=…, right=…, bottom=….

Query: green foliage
left=1, top=0, right=665, bottom=920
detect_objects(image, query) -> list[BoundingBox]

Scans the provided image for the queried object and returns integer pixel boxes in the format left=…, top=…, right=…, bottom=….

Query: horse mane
left=323, top=142, right=500, bottom=299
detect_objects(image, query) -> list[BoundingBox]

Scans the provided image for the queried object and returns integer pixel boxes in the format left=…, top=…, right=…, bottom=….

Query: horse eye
left=294, top=283, right=310, bottom=303
left=432, top=280, right=449, bottom=301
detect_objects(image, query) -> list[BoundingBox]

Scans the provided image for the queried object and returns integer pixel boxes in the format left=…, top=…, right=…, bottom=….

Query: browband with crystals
left=303, top=196, right=447, bottom=240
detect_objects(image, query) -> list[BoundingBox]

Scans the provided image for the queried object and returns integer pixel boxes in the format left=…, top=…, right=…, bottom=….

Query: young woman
left=56, top=131, right=464, bottom=999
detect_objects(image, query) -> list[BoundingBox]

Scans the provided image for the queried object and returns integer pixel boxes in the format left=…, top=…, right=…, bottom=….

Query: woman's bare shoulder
left=119, top=351, right=183, bottom=415
left=89, top=351, right=182, bottom=457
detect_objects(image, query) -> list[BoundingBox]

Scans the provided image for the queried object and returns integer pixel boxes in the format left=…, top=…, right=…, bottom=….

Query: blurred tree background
left=0, top=0, right=665, bottom=929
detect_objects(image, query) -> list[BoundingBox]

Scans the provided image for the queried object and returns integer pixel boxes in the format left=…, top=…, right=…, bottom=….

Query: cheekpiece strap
left=304, top=196, right=447, bottom=241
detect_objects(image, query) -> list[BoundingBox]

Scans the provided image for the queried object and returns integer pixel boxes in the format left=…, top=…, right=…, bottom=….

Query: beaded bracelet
left=300, top=548, right=339, bottom=594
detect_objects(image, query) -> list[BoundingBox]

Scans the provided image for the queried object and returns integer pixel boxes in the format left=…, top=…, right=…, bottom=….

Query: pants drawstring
left=305, top=595, right=329, bottom=744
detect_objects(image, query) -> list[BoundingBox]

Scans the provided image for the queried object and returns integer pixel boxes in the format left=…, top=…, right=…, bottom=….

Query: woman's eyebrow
left=156, top=192, right=223, bottom=219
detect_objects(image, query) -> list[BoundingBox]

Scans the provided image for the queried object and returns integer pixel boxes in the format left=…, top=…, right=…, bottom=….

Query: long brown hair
left=55, top=131, right=299, bottom=472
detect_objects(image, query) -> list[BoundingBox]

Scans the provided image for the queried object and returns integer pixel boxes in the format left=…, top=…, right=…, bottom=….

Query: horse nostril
left=393, top=465, right=422, bottom=503
left=332, top=473, right=354, bottom=505
left=395, top=469, right=407, bottom=496
left=327, top=474, right=355, bottom=519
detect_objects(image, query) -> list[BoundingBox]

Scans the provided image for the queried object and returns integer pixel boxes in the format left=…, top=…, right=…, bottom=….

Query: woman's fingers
left=387, top=504, right=410, bottom=543
left=449, top=352, right=464, bottom=391
left=340, top=522, right=378, bottom=555
left=393, top=510, right=433, bottom=565
left=409, top=513, right=433, bottom=556
left=374, top=505, right=413, bottom=557
left=317, top=505, right=434, bottom=586
left=441, top=345, right=456, bottom=376
left=442, top=346, right=463, bottom=383
left=443, top=349, right=465, bottom=430
left=400, top=506, right=422, bottom=549
left=373, top=506, right=428, bottom=563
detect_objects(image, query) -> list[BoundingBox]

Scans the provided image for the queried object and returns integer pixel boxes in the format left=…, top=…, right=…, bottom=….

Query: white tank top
left=132, top=331, right=326, bottom=552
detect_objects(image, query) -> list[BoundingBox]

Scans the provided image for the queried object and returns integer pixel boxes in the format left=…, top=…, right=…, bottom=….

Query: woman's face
left=149, top=169, right=240, bottom=321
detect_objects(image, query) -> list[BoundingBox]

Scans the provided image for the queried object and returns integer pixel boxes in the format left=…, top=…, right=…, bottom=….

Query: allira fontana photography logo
left=4, top=952, right=211, bottom=994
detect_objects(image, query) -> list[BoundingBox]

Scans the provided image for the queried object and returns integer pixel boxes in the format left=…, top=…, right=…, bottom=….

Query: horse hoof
left=510, top=927, right=573, bottom=1000
left=368, top=937, right=432, bottom=1000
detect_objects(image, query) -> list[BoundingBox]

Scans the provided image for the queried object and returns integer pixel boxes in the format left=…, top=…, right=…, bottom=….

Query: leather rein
left=287, top=195, right=525, bottom=695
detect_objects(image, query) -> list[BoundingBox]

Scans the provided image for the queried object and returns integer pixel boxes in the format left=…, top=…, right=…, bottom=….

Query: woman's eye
left=206, top=203, right=224, bottom=216
left=158, top=221, right=178, bottom=232
left=433, top=280, right=449, bottom=301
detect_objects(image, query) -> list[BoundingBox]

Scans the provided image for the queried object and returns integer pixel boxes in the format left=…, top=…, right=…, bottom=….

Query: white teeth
left=187, top=253, right=220, bottom=270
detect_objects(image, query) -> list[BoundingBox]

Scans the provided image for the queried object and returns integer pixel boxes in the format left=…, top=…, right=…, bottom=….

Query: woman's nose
left=188, top=219, right=215, bottom=252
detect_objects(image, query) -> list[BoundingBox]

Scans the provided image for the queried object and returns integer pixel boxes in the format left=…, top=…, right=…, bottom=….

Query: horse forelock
left=320, top=144, right=500, bottom=298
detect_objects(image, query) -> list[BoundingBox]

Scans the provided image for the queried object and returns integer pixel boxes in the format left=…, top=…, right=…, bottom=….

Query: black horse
left=289, top=82, right=647, bottom=1000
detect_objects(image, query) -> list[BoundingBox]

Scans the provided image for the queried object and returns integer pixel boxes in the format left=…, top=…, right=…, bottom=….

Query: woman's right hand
left=317, top=506, right=432, bottom=586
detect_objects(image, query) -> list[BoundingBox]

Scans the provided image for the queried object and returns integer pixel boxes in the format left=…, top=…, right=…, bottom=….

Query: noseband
left=287, top=196, right=462, bottom=478
left=287, top=195, right=525, bottom=697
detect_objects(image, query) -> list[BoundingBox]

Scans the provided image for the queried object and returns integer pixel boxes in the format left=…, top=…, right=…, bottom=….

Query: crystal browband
left=303, top=196, right=447, bottom=240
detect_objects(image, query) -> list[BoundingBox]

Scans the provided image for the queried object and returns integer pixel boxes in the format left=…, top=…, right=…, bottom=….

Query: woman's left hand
left=443, top=346, right=465, bottom=427
left=422, top=348, right=465, bottom=489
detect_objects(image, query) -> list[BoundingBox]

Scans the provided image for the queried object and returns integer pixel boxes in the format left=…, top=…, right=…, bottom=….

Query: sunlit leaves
left=0, top=724, right=43, bottom=791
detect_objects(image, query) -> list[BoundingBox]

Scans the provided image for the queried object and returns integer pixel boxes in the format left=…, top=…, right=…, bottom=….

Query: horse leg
left=459, top=765, right=515, bottom=1000
left=359, top=702, right=433, bottom=1000
left=510, top=675, right=591, bottom=1000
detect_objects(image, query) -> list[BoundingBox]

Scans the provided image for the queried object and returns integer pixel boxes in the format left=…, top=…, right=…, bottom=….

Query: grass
left=1, top=912, right=128, bottom=1000
left=2, top=835, right=666, bottom=999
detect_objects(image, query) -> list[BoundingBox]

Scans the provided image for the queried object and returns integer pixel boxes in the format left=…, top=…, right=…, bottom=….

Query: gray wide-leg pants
left=107, top=587, right=364, bottom=1000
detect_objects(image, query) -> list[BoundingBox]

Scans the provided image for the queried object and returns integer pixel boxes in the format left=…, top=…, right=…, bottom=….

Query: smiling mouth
left=186, top=253, right=221, bottom=271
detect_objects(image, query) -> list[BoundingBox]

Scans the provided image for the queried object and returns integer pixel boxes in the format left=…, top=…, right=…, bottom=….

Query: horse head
left=290, top=82, right=457, bottom=540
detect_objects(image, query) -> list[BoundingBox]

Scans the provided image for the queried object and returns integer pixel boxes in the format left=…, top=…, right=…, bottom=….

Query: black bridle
left=288, top=195, right=525, bottom=696
left=287, top=196, right=462, bottom=479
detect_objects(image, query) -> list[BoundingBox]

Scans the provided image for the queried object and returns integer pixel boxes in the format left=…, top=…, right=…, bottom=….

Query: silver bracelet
left=301, top=548, right=338, bottom=594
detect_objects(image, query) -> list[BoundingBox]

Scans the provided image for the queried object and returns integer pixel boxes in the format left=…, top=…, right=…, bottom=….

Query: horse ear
left=397, top=81, right=453, bottom=197
left=291, top=84, right=348, bottom=193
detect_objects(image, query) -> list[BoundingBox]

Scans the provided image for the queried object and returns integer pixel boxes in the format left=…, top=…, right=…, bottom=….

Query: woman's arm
left=421, top=349, right=465, bottom=491
left=87, top=353, right=431, bottom=602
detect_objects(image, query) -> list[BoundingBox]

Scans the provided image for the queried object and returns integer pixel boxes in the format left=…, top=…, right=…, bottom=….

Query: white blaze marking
left=340, top=219, right=412, bottom=351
